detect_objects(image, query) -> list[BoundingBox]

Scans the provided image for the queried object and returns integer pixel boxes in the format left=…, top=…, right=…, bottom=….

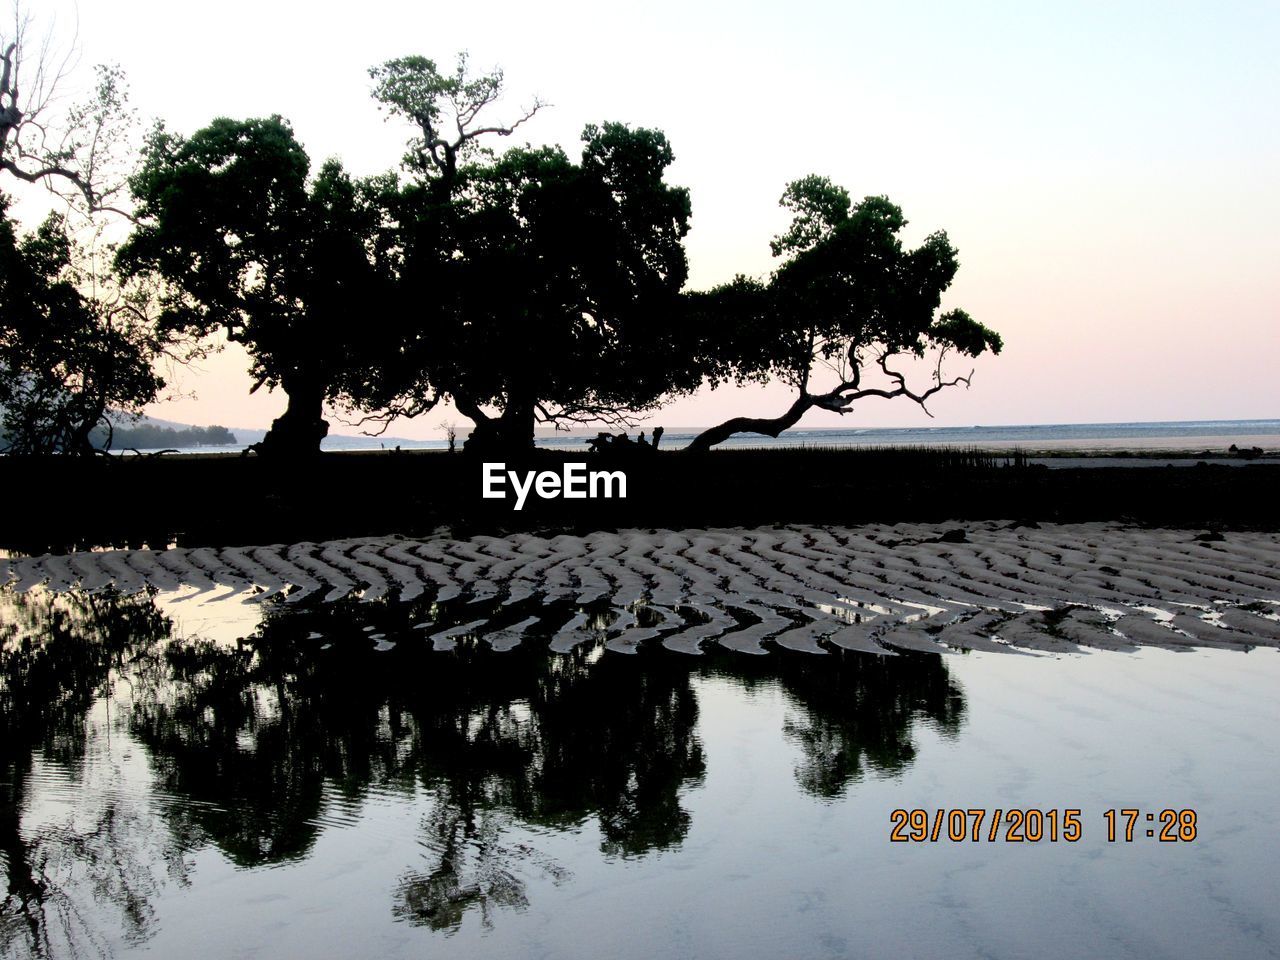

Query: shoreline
left=97, top=436, right=1280, bottom=460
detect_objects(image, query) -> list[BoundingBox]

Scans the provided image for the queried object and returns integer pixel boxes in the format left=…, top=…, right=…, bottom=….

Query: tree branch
left=685, top=393, right=814, bottom=453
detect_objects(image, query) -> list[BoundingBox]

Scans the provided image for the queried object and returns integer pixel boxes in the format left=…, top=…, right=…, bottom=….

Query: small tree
left=686, top=177, right=1002, bottom=452
left=118, top=117, right=393, bottom=457
left=437, top=420, right=457, bottom=453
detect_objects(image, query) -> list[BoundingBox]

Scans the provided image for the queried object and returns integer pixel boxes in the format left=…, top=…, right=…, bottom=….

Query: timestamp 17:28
left=888, top=808, right=1199, bottom=843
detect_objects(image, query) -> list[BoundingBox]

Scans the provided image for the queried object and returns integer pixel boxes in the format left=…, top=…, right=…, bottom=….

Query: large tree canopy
left=349, top=54, right=700, bottom=450
left=360, top=121, right=696, bottom=451
left=117, top=116, right=392, bottom=456
left=339, top=53, right=536, bottom=434
left=441, top=123, right=694, bottom=449
left=685, top=176, right=1002, bottom=452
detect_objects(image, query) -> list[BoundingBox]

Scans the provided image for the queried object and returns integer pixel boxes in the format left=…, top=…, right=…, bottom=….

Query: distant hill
left=98, top=415, right=429, bottom=450
left=93, top=419, right=238, bottom=450
left=131, top=415, right=264, bottom=444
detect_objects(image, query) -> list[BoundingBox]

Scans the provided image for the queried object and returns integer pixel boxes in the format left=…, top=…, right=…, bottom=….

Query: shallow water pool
left=2, top=588, right=1278, bottom=959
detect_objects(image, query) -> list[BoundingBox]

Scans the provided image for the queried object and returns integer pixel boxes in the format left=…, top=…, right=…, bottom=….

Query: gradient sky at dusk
left=13, top=0, right=1279, bottom=436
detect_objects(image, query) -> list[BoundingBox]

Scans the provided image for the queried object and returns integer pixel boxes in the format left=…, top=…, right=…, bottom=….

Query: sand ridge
left=3, top=522, right=1278, bottom=655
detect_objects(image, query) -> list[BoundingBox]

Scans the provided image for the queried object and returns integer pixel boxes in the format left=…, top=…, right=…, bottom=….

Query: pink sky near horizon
left=10, top=0, right=1278, bottom=437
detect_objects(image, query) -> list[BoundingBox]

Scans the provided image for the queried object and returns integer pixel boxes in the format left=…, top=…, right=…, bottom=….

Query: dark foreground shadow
left=4, top=452, right=1278, bottom=555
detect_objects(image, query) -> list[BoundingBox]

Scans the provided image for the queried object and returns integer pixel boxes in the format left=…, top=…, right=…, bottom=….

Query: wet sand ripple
left=4, top=522, right=1278, bottom=655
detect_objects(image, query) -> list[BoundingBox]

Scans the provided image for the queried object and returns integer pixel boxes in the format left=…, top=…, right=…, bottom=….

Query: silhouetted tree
left=337, top=54, right=547, bottom=433
left=686, top=177, right=1003, bottom=451
left=435, top=125, right=693, bottom=449
left=0, top=197, right=167, bottom=454
left=360, top=125, right=694, bottom=450
left=117, top=117, right=393, bottom=457
left=0, top=9, right=172, bottom=457
left=353, top=55, right=696, bottom=450
left=370, top=52, right=545, bottom=199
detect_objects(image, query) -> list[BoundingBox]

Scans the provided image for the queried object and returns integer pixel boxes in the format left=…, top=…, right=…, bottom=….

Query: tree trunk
left=496, top=394, right=537, bottom=451
left=684, top=393, right=814, bottom=454
left=65, top=397, right=107, bottom=456
left=454, top=393, right=496, bottom=452
left=258, top=379, right=329, bottom=458
left=457, top=391, right=537, bottom=453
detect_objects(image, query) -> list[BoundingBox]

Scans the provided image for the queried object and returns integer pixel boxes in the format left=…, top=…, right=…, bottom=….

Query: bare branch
left=0, top=8, right=137, bottom=218
left=334, top=393, right=442, bottom=436
left=464, top=99, right=546, bottom=141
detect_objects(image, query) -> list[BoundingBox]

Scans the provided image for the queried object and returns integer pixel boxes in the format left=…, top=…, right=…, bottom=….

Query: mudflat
left=5, top=521, right=1277, bottom=655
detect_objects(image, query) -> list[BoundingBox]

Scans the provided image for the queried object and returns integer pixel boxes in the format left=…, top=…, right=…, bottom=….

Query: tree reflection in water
left=721, top=650, right=965, bottom=797
left=0, top=587, right=186, bottom=959
left=0, top=587, right=967, bottom=949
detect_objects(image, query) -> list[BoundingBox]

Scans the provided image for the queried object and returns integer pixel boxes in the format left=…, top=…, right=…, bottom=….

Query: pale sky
left=12, top=0, right=1280, bottom=436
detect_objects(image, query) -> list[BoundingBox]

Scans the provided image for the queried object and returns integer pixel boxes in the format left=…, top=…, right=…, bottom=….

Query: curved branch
left=690, top=344, right=978, bottom=451
left=685, top=393, right=814, bottom=454
left=336, top=392, right=441, bottom=436
left=463, top=99, right=545, bottom=141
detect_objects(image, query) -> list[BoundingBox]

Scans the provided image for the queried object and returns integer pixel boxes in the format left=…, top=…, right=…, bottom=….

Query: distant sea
left=128, top=418, right=1280, bottom=456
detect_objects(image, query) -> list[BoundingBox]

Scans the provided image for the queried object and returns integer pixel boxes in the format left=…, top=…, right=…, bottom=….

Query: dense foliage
left=367, top=123, right=695, bottom=450
left=118, top=117, right=394, bottom=456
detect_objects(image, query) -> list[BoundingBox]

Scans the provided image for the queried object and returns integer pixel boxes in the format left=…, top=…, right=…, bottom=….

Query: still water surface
left=2, top=588, right=1277, bottom=959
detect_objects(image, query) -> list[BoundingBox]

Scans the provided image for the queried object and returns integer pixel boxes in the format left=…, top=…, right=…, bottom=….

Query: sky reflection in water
left=1, top=587, right=1277, bottom=960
